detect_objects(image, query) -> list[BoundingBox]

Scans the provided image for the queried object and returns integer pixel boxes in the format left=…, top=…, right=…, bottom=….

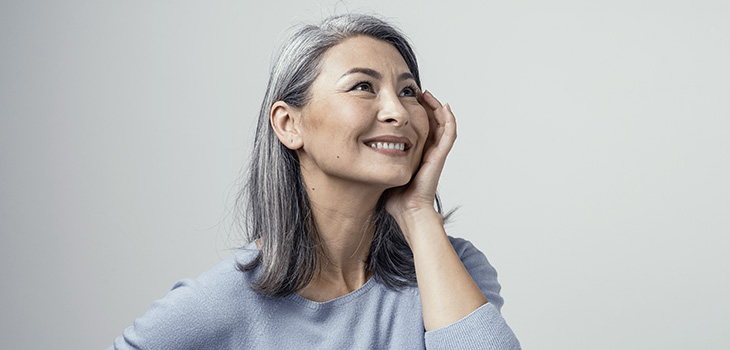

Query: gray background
left=1, top=1, right=728, bottom=349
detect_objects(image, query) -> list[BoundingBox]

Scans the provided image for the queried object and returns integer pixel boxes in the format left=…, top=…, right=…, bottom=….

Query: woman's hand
left=385, top=91, right=489, bottom=331
left=385, top=90, right=457, bottom=241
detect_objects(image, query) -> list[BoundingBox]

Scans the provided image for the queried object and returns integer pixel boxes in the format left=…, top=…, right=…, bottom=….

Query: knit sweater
left=109, top=236, right=520, bottom=349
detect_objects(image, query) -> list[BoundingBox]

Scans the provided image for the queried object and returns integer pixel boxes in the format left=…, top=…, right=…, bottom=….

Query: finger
left=447, top=105, right=456, bottom=138
left=428, top=101, right=453, bottom=148
left=438, top=103, right=456, bottom=141
left=443, top=104, right=457, bottom=132
left=423, top=92, right=449, bottom=129
left=427, top=102, right=457, bottom=158
left=418, top=92, right=439, bottom=150
left=419, top=91, right=457, bottom=157
left=420, top=90, right=443, bottom=110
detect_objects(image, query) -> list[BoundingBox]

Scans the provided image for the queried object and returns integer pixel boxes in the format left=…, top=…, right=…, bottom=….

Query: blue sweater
left=109, top=237, right=520, bottom=349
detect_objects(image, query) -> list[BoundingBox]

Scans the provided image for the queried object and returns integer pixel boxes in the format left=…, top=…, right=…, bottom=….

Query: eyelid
left=350, top=80, right=375, bottom=92
left=400, top=84, right=419, bottom=97
left=348, top=79, right=419, bottom=97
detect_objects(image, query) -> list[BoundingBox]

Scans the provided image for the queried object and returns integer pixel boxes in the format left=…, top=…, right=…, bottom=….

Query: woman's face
left=294, top=36, right=429, bottom=190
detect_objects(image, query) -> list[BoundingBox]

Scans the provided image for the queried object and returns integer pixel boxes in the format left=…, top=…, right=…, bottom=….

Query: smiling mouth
left=366, top=141, right=406, bottom=151
left=362, top=136, right=412, bottom=152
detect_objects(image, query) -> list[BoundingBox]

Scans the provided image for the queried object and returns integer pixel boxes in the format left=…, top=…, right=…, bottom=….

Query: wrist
left=392, top=206, right=439, bottom=226
left=392, top=208, right=444, bottom=246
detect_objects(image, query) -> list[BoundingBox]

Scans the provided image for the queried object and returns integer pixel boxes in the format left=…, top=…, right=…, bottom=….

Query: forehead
left=317, top=36, right=410, bottom=78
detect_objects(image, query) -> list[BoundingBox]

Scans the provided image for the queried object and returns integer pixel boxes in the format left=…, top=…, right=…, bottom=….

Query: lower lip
left=365, top=144, right=408, bottom=156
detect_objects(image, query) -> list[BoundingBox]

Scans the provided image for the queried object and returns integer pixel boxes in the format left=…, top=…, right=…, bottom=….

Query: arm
left=108, top=279, right=215, bottom=350
left=387, top=91, right=519, bottom=349
left=394, top=208, right=488, bottom=331
left=422, top=237, right=519, bottom=349
left=107, top=249, right=261, bottom=350
left=388, top=90, right=484, bottom=331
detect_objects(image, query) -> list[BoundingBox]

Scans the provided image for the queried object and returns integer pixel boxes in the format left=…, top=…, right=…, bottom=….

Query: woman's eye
left=352, top=82, right=374, bottom=92
left=400, top=86, right=417, bottom=97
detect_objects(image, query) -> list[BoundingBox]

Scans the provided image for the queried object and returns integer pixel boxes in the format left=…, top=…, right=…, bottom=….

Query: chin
left=354, top=167, right=414, bottom=189
left=382, top=173, right=413, bottom=189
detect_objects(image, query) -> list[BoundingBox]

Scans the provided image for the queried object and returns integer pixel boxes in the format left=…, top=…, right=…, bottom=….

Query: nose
left=376, top=91, right=409, bottom=126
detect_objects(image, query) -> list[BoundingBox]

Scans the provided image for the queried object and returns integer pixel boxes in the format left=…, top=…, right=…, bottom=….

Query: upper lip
left=362, top=135, right=412, bottom=150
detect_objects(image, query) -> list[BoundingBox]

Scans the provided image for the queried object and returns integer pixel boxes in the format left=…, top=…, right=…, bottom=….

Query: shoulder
left=447, top=235, right=505, bottom=310
left=111, top=243, right=265, bottom=349
left=177, top=242, right=265, bottom=319
left=194, top=242, right=261, bottom=292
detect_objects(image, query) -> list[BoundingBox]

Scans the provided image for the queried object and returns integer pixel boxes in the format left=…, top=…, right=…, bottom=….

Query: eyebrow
left=341, top=67, right=382, bottom=80
left=397, top=72, right=415, bottom=82
left=340, top=67, right=416, bottom=83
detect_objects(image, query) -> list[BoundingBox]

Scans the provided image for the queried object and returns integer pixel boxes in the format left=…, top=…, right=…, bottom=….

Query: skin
left=270, top=36, right=487, bottom=331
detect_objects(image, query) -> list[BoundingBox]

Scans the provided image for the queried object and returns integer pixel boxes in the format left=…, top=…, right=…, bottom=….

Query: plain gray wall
left=1, top=1, right=728, bottom=349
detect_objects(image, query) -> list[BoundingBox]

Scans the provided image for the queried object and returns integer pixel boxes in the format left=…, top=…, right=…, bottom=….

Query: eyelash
left=350, top=81, right=419, bottom=97
left=352, top=81, right=374, bottom=92
left=400, top=84, right=418, bottom=97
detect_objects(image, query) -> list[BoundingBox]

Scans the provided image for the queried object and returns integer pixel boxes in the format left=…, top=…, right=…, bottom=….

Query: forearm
left=395, top=209, right=488, bottom=331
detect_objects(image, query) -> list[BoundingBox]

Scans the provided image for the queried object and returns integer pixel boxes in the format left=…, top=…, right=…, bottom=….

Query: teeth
left=370, top=142, right=405, bottom=150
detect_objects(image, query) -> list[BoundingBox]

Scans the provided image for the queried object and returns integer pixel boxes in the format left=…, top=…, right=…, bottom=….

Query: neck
left=297, top=168, right=385, bottom=301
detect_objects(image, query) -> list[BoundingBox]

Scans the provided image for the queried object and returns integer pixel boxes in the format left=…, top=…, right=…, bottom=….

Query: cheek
left=409, top=108, right=429, bottom=161
left=319, top=103, right=372, bottom=152
left=410, top=107, right=430, bottom=140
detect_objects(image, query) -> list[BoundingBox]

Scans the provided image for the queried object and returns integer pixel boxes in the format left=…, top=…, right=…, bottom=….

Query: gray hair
left=236, top=13, right=444, bottom=297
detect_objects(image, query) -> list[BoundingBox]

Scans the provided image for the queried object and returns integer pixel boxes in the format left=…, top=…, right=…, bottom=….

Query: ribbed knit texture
left=109, top=237, right=520, bottom=349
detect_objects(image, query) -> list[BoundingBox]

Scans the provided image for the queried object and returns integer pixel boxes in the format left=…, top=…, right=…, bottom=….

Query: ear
left=270, top=101, right=303, bottom=150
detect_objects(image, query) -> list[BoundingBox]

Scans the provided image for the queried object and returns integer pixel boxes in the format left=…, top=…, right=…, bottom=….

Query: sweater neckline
left=242, top=241, right=380, bottom=309
left=284, top=275, right=377, bottom=310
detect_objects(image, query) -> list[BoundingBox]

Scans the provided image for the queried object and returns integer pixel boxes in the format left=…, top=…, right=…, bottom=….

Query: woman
left=110, top=14, right=520, bottom=349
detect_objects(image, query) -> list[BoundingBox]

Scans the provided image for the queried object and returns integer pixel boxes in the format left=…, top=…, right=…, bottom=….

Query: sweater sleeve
left=423, top=237, right=521, bottom=350
left=108, top=278, right=225, bottom=350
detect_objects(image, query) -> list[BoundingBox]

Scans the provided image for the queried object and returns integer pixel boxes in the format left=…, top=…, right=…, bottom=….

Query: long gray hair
left=236, top=13, right=444, bottom=297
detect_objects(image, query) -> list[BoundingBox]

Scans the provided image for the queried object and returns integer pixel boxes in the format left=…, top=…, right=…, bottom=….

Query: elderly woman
left=110, top=14, right=520, bottom=349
